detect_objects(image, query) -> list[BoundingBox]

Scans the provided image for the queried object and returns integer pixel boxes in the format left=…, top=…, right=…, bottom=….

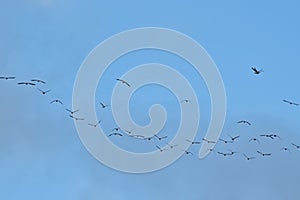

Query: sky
left=1, top=0, right=300, bottom=199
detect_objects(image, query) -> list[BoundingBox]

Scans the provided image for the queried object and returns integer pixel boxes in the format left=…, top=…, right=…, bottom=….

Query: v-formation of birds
left=1, top=68, right=299, bottom=161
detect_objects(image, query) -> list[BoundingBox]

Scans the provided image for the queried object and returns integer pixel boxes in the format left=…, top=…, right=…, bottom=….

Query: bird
left=251, top=67, right=263, bottom=74
left=116, top=78, right=130, bottom=87
left=69, top=115, right=84, bottom=121
left=0, top=76, right=15, bottom=80
left=186, top=139, right=201, bottom=145
left=123, top=129, right=134, bottom=134
left=154, top=134, right=168, bottom=140
left=144, top=136, right=155, bottom=141
left=243, top=154, right=256, bottom=161
left=166, top=143, right=178, bottom=149
left=183, top=150, right=193, bottom=155
left=65, top=109, right=80, bottom=115
left=237, top=120, right=251, bottom=126
left=100, top=102, right=110, bottom=108
left=291, top=143, right=300, bottom=149
left=31, top=79, right=46, bottom=84
left=219, top=138, right=233, bottom=144
left=281, top=147, right=290, bottom=152
left=50, top=99, right=63, bottom=105
left=283, top=99, right=299, bottom=106
left=227, top=134, right=240, bottom=141
left=37, top=88, right=51, bottom=95
left=257, top=151, right=271, bottom=157
left=217, top=151, right=235, bottom=157
left=88, top=120, right=101, bottom=127
left=18, top=82, right=35, bottom=86
left=111, top=127, right=121, bottom=132
left=260, top=134, right=275, bottom=140
left=108, top=132, right=123, bottom=137
left=249, top=137, right=260, bottom=144
left=181, top=99, right=192, bottom=104
left=202, top=138, right=216, bottom=144
left=156, top=145, right=167, bottom=152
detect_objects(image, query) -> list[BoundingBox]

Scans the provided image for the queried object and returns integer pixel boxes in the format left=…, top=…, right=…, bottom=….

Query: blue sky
left=1, top=0, right=300, bottom=199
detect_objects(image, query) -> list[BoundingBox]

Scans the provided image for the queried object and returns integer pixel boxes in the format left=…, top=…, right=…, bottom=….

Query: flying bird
left=111, top=127, right=121, bottom=132
left=292, top=143, right=300, bottom=149
left=281, top=147, right=290, bottom=152
left=237, top=120, right=251, bottom=126
left=227, top=134, right=240, bottom=141
left=257, top=151, right=271, bottom=157
left=251, top=67, right=263, bottom=74
left=156, top=145, right=167, bottom=152
left=219, top=138, right=233, bottom=144
left=100, top=102, right=110, bottom=108
left=116, top=78, right=131, bottom=87
left=31, top=79, right=46, bottom=84
left=243, top=154, right=256, bottom=161
left=154, top=135, right=168, bottom=140
left=37, top=88, right=51, bottom=95
left=65, top=109, right=80, bottom=115
left=283, top=100, right=299, bottom=106
left=18, top=82, right=35, bottom=86
left=108, top=132, right=123, bottom=137
left=88, top=120, right=101, bottom=127
left=186, top=139, right=201, bottom=145
left=69, top=115, right=84, bottom=121
left=202, top=138, right=216, bottom=144
left=181, top=99, right=192, bottom=104
left=50, top=99, right=63, bottom=105
left=249, top=137, right=260, bottom=144
left=0, top=76, right=15, bottom=80
left=183, top=150, right=193, bottom=155
left=260, top=134, right=275, bottom=140
left=166, top=143, right=178, bottom=149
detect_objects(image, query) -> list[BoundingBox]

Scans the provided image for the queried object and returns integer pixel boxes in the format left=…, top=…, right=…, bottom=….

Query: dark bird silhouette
left=112, top=127, right=121, bottom=132
left=292, top=143, right=300, bottom=149
left=116, top=78, right=131, bottom=87
left=108, top=132, right=123, bottom=137
left=69, top=115, right=84, bottom=121
left=260, top=134, right=275, bottom=140
left=100, top=102, right=110, bottom=108
left=50, top=99, right=63, bottom=105
left=0, top=76, right=15, bottom=80
left=88, top=120, right=101, bottom=127
left=283, top=99, right=299, bottom=106
left=154, top=134, right=168, bottom=140
left=281, top=147, right=290, bottom=152
left=202, top=138, right=216, bottom=144
left=249, top=137, right=260, bottom=144
left=31, top=79, right=46, bottom=84
left=18, top=82, right=35, bottom=86
left=181, top=99, right=192, bottom=104
left=219, top=138, right=233, bottom=144
left=228, top=134, right=240, bottom=141
left=37, top=88, right=51, bottom=95
left=243, top=154, right=256, bottom=161
left=186, top=139, right=201, bottom=145
left=217, top=151, right=236, bottom=157
left=65, top=109, right=80, bottom=115
left=251, top=67, right=263, bottom=74
left=183, top=150, right=193, bottom=155
left=156, top=145, right=167, bottom=152
left=257, top=151, right=271, bottom=157
left=237, top=120, right=251, bottom=126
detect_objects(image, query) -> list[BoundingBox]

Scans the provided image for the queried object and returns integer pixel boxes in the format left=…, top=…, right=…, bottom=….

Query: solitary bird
left=18, top=82, right=35, bottom=86
left=65, top=109, right=80, bottom=115
left=31, top=79, right=46, bottom=84
left=69, top=115, right=84, bottom=121
left=100, top=102, right=110, bottom=108
left=183, top=150, right=193, bottom=155
left=243, top=154, right=256, bottom=161
left=111, top=127, right=121, bottom=132
left=0, top=76, right=15, bottom=80
left=251, top=67, right=263, bottom=74
left=50, top=99, right=63, bottom=105
left=88, top=120, right=101, bottom=127
left=260, top=134, right=275, bottom=140
left=283, top=100, right=299, bottom=106
left=237, top=120, right=251, bottom=126
left=108, top=132, right=123, bottom=137
left=257, top=151, right=271, bottom=157
left=37, top=88, right=51, bottom=95
left=116, top=78, right=131, bottom=87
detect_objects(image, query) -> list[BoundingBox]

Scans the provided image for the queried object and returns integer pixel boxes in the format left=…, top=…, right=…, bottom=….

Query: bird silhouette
left=111, top=127, right=121, bottom=132
left=228, top=134, right=240, bottom=141
left=18, top=82, right=35, bottom=86
left=292, top=143, right=300, bottom=149
left=0, top=76, right=15, bottom=80
left=183, top=150, right=193, bottom=155
left=108, top=132, right=123, bottom=137
left=219, top=138, right=233, bottom=144
left=116, top=78, right=131, bottom=87
left=181, top=99, right=192, bottom=104
left=281, top=147, right=290, bottom=152
left=37, top=88, right=51, bottom=95
left=257, top=151, right=271, bottom=157
left=166, top=143, right=178, bottom=149
left=202, top=138, right=216, bottom=144
left=243, top=154, right=256, bottom=161
left=156, top=145, right=167, bottom=152
left=31, top=79, right=46, bottom=84
left=251, top=67, right=263, bottom=74
left=260, top=134, right=275, bottom=140
left=283, top=100, right=299, bottom=106
left=88, top=120, right=101, bottom=127
left=69, top=115, right=84, bottom=121
left=237, top=120, right=251, bottom=125
left=154, top=134, right=168, bottom=140
left=249, top=137, right=260, bottom=144
left=50, top=99, right=63, bottom=105
left=65, top=109, right=80, bottom=115
left=186, top=139, right=201, bottom=145
left=100, top=102, right=110, bottom=108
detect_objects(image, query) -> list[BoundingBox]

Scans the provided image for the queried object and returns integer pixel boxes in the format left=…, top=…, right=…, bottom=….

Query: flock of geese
left=1, top=66, right=299, bottom=161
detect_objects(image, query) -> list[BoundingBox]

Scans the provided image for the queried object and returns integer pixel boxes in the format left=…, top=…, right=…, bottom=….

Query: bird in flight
left=251, top=67, right=263, bottom=74
left=65, top=109, right=80, bottom=115
left=108, top=132, right=123, bottom=137
left=156, top=145, right=167, bottom=152
left=219, top=138, right=233, bottom=144
left=111, top=127, right=121, bottom=132
left=227, top=134, right=240, bottom=141
left=183, top=150, right=193, bottom=155
left=50, top=99, right=63, bottom=105
left=37, top=88, right=51, bottom=95
left=202, top=138, right=216, bottom=144
left=116, top=78, right=130, bottom=87
left=100, top=102, right=110, bottom=108
left=166, top=143, right=178, bottom=149
left=243, top=154, right=256, bottom=161
left=69, top=115, right=84, bottom=121
left=283, top=100, right=299, bottom=106
left=181, top=99, right=192, bottom=104
left=260, top=134, right=275, bottom=140
left=237, top=120, right=251, bottom=126
left=249, top=137, right=260, bottom=144
left=217, top=151, right=236, bottom=157
left=292, top=143, right=300, bottom=149
left=257, top=151, right=271, bottom=157
left=31, top=79, right=46, bottom=84
left=0, top=76, right=15, bottom=80
left=88, top=120, right=101, bottom=127
left=154, top=134, right=168, bottom=140
left=281, top=147, right=290, bottom=152
left=186, top=139, right=201, bottom=145
left=18, top=82, right=35, bottom=86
